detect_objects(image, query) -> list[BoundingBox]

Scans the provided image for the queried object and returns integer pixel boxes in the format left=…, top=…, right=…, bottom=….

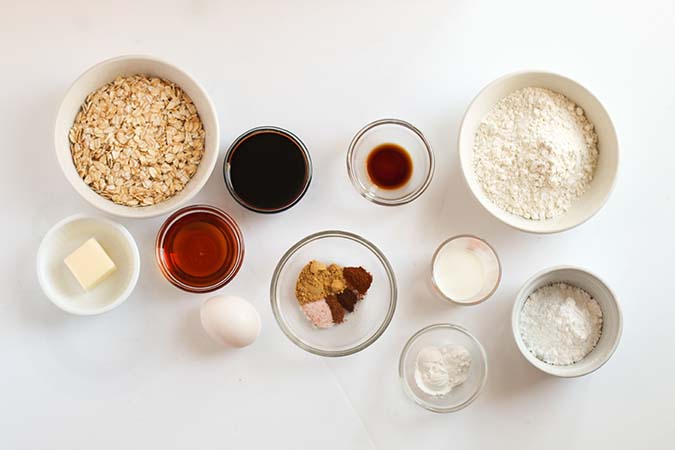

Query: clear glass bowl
left=270, top=230, right=397, bottom=356
left=399, top=323, right=488, bottom=413
left=155, top=205, right=245, bottom=293
left=431, top=235, right=501, bottom=305
left=346, top=118, right=434, bottom=206
left=223, top=126, right=312, bottom=214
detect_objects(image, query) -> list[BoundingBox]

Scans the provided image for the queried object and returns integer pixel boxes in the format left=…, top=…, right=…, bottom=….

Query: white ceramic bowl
left=37, top=214, right=140, bottom=315
left=458, top=71, right=619, bottom=233
left=512, top=266, right=622, bottom=377
left=54, top=55, right=220, bottom=218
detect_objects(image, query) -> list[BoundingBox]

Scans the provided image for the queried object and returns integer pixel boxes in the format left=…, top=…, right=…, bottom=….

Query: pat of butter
left=64, top=238, right=117, bottom=291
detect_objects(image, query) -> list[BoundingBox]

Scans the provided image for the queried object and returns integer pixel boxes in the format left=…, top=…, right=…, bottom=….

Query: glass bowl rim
left=223, top=125, right=313, bottom=214
left=155, top=204, right=245, bottom=293
left=346, top=118, right=435, bottom=206
left=430, top=234, right=502, bottom=306
left=398, top=323, right=488, bottom=413
left=270, top=229, right=397, bottom=357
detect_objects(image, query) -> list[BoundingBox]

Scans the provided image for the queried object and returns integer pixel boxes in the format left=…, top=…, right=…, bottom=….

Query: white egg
left=200, top=295, right=261, bottom=348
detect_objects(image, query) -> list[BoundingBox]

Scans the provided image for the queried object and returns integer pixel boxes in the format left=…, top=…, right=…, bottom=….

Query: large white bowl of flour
left=458, top=71, right=619, bottom=233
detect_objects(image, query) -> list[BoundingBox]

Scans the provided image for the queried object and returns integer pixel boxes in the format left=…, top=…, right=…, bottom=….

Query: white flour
left=414, top=344, right=471, bottom=396
left=519, top=283, right=603, bottom=365
left=473, top=87, right=599, bottom=220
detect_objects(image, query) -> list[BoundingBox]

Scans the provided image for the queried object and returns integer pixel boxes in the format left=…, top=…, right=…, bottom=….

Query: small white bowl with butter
left=37, top=214, right=140, bottom=315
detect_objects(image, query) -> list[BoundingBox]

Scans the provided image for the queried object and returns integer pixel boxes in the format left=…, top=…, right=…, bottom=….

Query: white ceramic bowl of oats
left=458, top=71, right=619, bottom=234
left=54, top=55, right=220, bottom=219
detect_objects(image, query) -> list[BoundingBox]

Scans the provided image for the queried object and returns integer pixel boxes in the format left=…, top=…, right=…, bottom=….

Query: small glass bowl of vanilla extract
left=347, top=118, right=434, bottom=206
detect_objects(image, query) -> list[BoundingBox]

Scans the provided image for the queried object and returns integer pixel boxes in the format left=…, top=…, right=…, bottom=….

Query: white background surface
left=3, top=1, right=675, bottom=448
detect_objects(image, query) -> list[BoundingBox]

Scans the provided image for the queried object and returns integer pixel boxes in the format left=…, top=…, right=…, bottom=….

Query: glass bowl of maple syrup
left=155, top=205, right=244, bottom=293
left=347, top=118, right=434, bottom=206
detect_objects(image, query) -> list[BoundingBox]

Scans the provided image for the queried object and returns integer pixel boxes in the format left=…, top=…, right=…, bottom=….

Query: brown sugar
left=343, top=267, right=373, bottom=295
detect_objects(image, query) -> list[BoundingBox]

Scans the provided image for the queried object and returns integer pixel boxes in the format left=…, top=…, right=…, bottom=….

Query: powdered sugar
left=519, top=282, right=603, bottom=365
left=473, top=87, right=599, bottom=220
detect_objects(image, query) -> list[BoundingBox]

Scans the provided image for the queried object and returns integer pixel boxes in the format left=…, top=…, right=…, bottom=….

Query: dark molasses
left=366, top=143, right=413, bottom=189
left=226, top=129, right=310, bottom=212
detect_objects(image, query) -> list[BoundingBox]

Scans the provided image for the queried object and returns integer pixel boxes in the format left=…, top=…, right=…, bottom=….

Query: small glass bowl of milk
left=431, top=235, right=501, bottom=305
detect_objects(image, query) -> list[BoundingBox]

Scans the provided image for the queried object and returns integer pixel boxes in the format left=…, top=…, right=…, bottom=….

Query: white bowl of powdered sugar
left=458, top=71, right=619, bottom=233
left=512, top=266, right=622, bottom=377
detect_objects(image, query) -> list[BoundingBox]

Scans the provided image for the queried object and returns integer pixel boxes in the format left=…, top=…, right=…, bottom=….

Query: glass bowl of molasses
left=224, top=126, right=312, bottom=213
left=347, top=118, right=434, bottom=206
left=270, top=230, right=397, bottom=357
left=155, top=205, right=244, bottom=293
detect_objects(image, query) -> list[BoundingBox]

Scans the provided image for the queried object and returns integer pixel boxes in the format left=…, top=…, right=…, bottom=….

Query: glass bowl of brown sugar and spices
left=224, top=126, right=312, bottom=213
left=347, top=118, right=435, bottom=206
left=270, top=230, right=397, bottom=357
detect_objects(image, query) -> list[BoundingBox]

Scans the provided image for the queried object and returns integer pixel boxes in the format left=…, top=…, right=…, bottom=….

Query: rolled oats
left=69, top=75, right=205, bottom=207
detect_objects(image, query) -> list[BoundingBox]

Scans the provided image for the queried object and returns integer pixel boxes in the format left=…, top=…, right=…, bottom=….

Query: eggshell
left=200, top=295, right=261, bottom=348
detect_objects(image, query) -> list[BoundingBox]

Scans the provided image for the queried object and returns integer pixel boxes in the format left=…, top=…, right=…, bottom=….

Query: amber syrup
left=158, top=208, right=243, bottom=290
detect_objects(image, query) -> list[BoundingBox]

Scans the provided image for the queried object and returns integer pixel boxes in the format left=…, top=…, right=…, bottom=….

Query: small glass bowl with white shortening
left=431, top=235, right=501, bottom=305
left=399, top=324, right=488, bottom=413
left=512, top=266, right=622, bottom=377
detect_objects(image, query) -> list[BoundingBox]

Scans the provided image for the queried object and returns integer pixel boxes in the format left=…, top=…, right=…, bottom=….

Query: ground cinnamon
left=325, top=295, right=345, bottom=324
left=343, top=267, right=373, bottom=295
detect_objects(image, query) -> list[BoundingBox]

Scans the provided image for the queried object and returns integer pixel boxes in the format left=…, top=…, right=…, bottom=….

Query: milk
left=433, top=244, right=485, bottom=301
